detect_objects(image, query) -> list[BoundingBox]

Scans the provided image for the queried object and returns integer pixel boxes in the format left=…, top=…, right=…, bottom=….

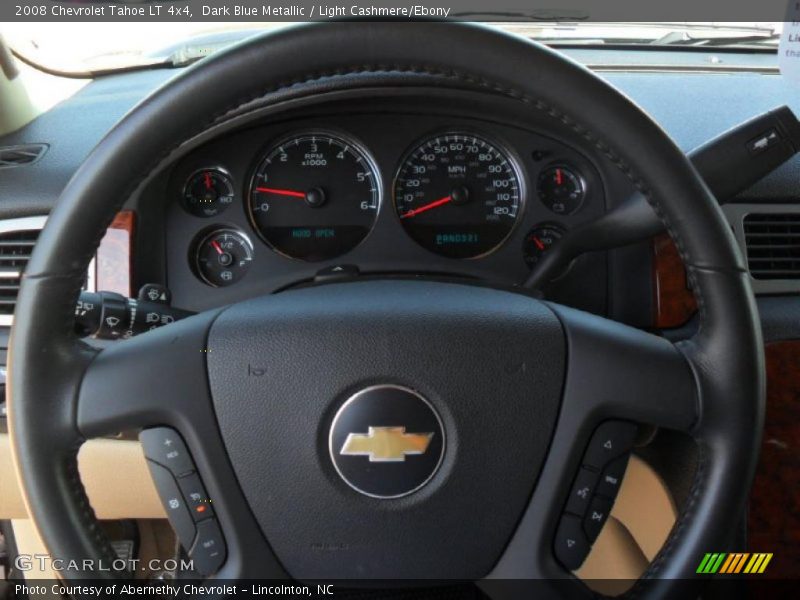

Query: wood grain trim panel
left=748, top=340, right=800, bottom=578
left=96, top=210, right=135, bottom=297
left=653, top=236, right=798, bottom=575
left=652, top=233, right=697, bottom=329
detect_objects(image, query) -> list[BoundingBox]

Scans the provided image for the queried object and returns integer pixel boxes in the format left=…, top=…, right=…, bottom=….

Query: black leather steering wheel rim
left=9, top=22, right=764, bottom=598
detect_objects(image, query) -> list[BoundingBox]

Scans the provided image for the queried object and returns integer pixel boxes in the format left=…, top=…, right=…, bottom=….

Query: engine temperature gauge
left=523, top=225, right=565, bottom=268
left=194, top=229, right=253, bottom=287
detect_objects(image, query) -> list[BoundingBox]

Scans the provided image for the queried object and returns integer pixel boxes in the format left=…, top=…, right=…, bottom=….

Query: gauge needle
left=533, top=237, right=546, bottom=251
left=204, top=172, right=213, bottom=190
left=255, top=186, right=306, bottom=199
left=555, top=168, right=563, bottom=185
left=400, top=195, right=452, bottom=219
left=210, top=240, right=224, bottom=255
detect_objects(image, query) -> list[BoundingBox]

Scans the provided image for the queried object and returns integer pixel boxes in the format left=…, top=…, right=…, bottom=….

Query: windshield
left=1, top=21, right=782, bottom=75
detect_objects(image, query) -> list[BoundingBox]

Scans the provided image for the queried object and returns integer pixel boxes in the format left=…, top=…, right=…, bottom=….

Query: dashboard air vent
left=744, top=213, right=800, bottom=280
left=0, top=229, right=40, bottom=318
left=0, top=144, right=48, bottom=169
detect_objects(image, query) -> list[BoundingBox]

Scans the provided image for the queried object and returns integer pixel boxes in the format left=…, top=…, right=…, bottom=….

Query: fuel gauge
left=194, top=229, right=253, bottom=287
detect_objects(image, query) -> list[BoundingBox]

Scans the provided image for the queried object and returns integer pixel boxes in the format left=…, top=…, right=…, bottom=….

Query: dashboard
left=2, top=42, right=800, bottom=580
left=153, top=92, right=635, bottom=317
left=1, top=47, right=799, bottom=333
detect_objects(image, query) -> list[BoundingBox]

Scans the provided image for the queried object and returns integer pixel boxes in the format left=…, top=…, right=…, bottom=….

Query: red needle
left=400, top=195, right=452, bottom=219
left=210, top=240, right=224, bottom=255
left=533, top=237, right=545, bottom=251
left=204, top=172, right=213, bottom=190
left=555, top=168, right=563, bottom=186
left=255, top=186, right=306, bottom=199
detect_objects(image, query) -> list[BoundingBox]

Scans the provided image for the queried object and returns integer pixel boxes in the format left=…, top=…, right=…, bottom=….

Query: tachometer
left=394, top=132, right=523, bottom=259
left=248, top=132, right=380, bottom=261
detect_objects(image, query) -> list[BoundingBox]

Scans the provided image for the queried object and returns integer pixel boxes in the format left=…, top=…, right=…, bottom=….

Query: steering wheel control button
left=583, top=420, right=637, bottom=470
left=139, top=427, right=194, bottom=477
left=596, top=454, right=630, bottom=498
left=145, top=461, right=196, bottom=550
left=189, top=519, right=227, bottom=576
left=329, top=385, right=445, bottom=499
left=583, top=495, right=613, bottom=543
left=554, top=515, right=591, bottom=571
left=565, top=467, right=599, bottom=516
left=178, top=473, right=215, bottom=522
left=555, top=422, right=636, bottom=568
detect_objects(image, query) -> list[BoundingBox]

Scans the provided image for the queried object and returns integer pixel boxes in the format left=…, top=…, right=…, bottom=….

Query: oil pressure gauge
left=183, top=168, right=235, bottom=217
left=193, top=228, right=253, bottom=287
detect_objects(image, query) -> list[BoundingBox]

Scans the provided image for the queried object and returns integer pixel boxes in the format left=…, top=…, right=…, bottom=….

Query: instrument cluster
left=174, top=124, right=599, bottom=289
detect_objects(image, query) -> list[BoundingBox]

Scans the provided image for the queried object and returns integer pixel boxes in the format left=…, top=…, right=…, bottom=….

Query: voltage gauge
left=523, top=225, right=565, bottom=268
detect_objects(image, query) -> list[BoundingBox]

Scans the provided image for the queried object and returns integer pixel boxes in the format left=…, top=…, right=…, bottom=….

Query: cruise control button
left=565, top=467, right=598, bottom=516
left=145, top=460, right=196, bottom=550
left=189, top=519, right=226, bottom=576
left=583, top=421, right=637, bottom=470
left=554, top=514, right=590, bottom=571
left=140, top=427, right=194, bottom=477
left=583, top=495, right=613, bottom=543
left=178, top=472, right=215, bottom=522
left=596, top=454, right=630, bottom=499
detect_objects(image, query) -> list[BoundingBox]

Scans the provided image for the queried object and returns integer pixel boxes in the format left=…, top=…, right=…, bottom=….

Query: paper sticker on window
left=779, top=2, right=800, bottom=82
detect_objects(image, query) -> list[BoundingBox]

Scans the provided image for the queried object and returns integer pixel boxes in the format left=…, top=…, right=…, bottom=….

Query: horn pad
left=330, top=384, right=446, bottom=499
left=207, top=280, right=565, bottom=579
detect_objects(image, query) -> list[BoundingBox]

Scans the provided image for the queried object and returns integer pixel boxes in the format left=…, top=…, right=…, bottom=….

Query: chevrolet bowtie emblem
left=340, top=427, right=434, bottom=462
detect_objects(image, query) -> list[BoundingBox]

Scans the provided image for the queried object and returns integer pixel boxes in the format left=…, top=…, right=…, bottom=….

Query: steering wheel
left=9, top=22, right=764, bottom=598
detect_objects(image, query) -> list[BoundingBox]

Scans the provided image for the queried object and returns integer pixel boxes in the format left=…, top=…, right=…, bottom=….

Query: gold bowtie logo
left=340, top=427, right=434, bottom=462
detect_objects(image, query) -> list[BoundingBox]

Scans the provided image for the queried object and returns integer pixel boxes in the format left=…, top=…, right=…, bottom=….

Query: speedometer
left=394, top=132, right=523, bottom=259
left=248, top=132, right=380, bottom=261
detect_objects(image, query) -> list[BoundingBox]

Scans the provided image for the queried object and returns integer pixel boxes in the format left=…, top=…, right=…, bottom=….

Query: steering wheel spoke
left=489, top=302, right=699, bottom=586
left=77, top=309, right=221, bottom=439
left=76, top=307, right=286, bottom=579
left=549, top=303, right=699, bottom=434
